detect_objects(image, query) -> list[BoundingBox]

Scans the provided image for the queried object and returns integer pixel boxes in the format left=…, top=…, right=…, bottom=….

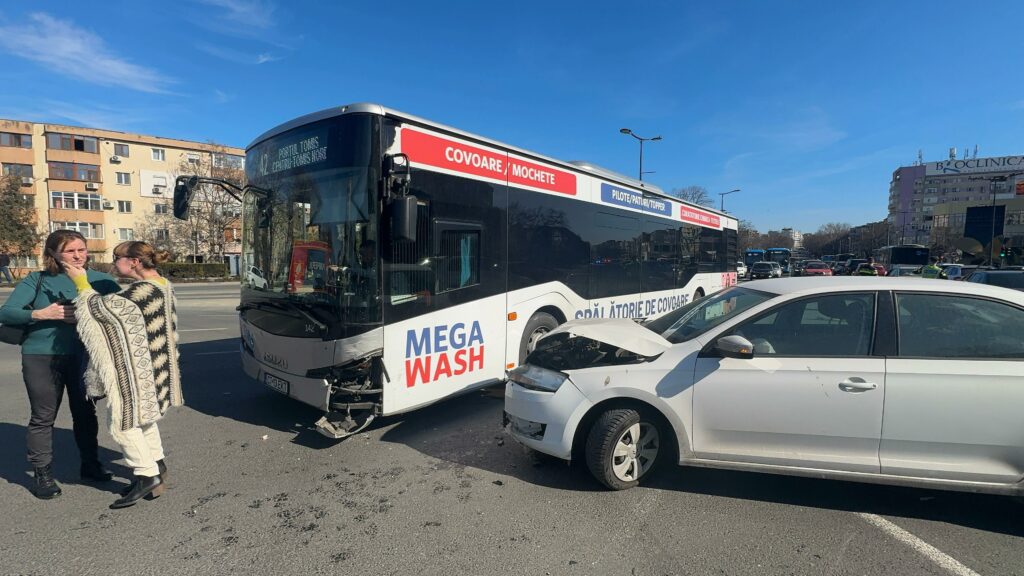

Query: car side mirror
left=716, top=335, right=754, bottom=359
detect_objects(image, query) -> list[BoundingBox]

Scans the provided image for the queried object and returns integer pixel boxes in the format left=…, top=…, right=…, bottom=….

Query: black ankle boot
left=80, top=460, right=113, bottom=482
left=110, top=475, right=162, bottom=509
left=119, top=460, right=167, bottom=496
left=33, top=465, right=62, bottom=500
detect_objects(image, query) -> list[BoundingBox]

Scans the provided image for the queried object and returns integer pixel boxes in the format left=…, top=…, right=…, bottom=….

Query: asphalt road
left=0, top=282, right=1020, bottom=576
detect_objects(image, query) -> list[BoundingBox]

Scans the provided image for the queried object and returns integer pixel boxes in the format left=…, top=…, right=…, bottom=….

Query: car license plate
left=265, top=373, right=289, bottom=395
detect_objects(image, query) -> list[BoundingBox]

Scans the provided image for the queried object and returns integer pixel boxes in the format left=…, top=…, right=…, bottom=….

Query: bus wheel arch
left=518, top=307, right=564, bottom=364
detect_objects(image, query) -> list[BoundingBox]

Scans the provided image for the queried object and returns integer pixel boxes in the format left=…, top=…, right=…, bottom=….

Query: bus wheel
left=519, top=312, right=559, bottom=364
left=693, top=288, right=705, bottom=301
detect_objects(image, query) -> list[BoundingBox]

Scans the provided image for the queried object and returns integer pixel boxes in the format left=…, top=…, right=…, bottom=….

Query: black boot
left=33, top=465, right=62, bottom=500
left=119, top=460, right=167, bottom=496
left=110, top=475, right=162, bottom=509
left=80, top=460, right=113, bottom=482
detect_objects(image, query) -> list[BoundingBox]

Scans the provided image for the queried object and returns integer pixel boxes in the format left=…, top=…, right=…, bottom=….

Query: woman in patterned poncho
left=65, top=241, right=182, bottom=509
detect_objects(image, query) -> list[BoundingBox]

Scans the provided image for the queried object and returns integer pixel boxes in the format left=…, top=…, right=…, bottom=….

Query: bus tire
left=519, top=312, right=559, bottom=364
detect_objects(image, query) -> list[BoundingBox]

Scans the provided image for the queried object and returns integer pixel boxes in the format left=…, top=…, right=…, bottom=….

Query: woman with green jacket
left=0, top=231, right=120, bottom=499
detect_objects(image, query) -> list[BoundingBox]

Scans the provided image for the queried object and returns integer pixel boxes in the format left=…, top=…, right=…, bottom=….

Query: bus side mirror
left=392, top=195, right=417, bottom=242
left=384, top=153, right=411, bottom=196
left=173, top=176, right=199, bottom=220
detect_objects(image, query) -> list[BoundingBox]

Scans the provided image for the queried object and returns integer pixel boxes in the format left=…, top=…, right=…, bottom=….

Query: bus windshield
left=243, top=113, right=380, bottom=336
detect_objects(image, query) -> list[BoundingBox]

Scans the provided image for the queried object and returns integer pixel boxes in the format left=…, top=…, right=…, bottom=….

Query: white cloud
left=0, top=13, right=175, bottom=94
left=7, top=100, right=151, bottom=130
left=196, top=42, right=281, bottom=64
left=197, top=0, right=276, bottom=30
left=214, top=89, right=234, bottom=103
left=701, top=107, right=847, bottom=153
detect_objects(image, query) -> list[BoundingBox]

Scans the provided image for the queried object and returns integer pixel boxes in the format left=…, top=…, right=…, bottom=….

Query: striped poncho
left=75, top=280, right=183, bottom=431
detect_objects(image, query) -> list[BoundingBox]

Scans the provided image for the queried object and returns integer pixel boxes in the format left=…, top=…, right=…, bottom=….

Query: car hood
left=543, top=318, right=671, bottom=357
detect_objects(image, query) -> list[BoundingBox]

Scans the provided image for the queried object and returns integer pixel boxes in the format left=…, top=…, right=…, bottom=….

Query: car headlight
left=506, top=364, right=568, bottom=393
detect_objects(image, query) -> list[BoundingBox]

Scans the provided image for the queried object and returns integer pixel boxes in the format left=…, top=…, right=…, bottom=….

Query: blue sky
left=1, top=0, right=1023, bottom=233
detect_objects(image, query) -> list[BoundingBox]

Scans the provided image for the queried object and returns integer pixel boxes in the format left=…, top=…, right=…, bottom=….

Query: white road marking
left=179, top=328, right=227, bottom=332
left=858, top=513, right=982, bottom=576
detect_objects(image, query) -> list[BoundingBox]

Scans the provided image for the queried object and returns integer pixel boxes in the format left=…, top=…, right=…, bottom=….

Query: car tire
left=585, top=408, right=663, bottom=490
left=518, top=312, right=559, bottom=364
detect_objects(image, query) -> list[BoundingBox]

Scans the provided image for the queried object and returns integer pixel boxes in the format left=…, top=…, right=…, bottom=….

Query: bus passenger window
left=438, top=230, right=480, bottom=293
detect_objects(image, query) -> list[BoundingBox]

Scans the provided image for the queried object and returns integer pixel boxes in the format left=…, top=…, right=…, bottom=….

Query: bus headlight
left=506, top=364, right=568, bottom=393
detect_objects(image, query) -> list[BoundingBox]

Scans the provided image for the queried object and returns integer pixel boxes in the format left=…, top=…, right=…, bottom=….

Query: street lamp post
left=619, top=128, right=661, bottom=181
left=718, top=188, right=741, bottom=211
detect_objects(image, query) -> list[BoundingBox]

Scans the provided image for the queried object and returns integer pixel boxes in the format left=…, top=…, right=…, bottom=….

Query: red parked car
left=801, top=261, right=833, bottom=276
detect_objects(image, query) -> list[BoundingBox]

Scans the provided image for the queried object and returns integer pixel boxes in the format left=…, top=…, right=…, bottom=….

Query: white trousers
left=104, top=390, right=165, bottom=477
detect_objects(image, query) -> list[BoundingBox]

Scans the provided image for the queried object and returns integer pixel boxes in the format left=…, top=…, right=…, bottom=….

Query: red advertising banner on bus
left=680, top=205, right=722, bottom=229
left=401, top=128, right=576, bottom=196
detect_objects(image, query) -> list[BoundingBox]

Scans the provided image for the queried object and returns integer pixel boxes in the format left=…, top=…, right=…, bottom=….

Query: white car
left=735, top=262, right=747, bottom=278
left=245, top=265, right=269, bottom=289
left=504, top=277, right=1024, bottom=494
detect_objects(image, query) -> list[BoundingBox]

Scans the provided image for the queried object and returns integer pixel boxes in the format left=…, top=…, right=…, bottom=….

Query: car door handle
left=839, top=378, right=877, bottom=392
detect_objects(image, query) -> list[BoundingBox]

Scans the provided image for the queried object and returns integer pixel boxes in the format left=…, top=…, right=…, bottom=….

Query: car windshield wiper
left=236, top=299, right=328, bottom=335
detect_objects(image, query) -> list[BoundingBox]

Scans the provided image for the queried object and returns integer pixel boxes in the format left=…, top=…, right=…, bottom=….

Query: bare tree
left=165, top=144, right=245, bottom=263
left=765, top=230, right=795, bottom=250
left=671, top=185, right=715, bottom=208
left=737, top=219, right=760, bottom=253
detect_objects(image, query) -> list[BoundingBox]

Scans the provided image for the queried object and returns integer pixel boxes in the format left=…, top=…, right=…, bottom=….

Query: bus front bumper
left=240, top=344, right=331, bottom=412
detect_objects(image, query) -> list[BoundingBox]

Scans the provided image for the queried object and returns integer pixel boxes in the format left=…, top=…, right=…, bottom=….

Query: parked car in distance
left=840, top=259, right=868, bottom=276
left=245, top=265, right=269, bottom=289
left=505, top=277, right=1024, bottom=494
left=964, top=269, right=1024, bottom=291
left=791, top=260, right=807, bottom=276
left=801, top=261, right=832, bottom=276
left=941, top=264, right=979, bottom=281
left=749, top=261, right=779, bottom=280
left=736, top=261, right=747, bottom=278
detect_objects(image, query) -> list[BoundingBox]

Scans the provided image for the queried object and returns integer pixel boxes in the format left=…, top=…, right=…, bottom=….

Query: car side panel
left=881, top=359, right=1024, bottom=483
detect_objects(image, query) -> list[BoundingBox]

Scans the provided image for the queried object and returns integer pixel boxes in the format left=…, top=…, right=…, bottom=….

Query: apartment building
left=0, top=119, right=244, bottom=270
left=888, top=153, right=1024, bottom=246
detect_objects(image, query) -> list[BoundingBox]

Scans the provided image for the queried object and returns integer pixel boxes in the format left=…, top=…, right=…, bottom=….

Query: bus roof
left=247, top=102, right=726, bottom=216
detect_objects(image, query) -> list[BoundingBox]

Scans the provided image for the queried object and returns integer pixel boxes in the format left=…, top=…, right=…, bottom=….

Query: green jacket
left=920, top=264, right=944, bottom=279
left=0, top=270, right=120, bottom=355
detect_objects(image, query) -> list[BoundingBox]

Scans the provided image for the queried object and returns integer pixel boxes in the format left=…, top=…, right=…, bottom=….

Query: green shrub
left=160, top=262, right=230, bottom=279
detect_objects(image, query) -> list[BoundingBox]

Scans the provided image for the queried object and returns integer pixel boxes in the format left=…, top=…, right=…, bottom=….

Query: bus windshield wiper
left=236, top=299, right=328, bottom=335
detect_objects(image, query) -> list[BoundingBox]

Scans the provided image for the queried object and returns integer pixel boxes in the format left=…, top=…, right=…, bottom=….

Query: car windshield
left=753, top=263, right=771, bottom=270
left=644, top=287, right=774, bottom=343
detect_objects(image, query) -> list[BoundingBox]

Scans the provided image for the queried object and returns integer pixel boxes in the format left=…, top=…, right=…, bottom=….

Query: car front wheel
left=585, top=408, right=663, bottom=490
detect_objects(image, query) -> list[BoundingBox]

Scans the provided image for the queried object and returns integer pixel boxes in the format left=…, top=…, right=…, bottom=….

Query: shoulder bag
left=0, top=273, right=45, bottom=346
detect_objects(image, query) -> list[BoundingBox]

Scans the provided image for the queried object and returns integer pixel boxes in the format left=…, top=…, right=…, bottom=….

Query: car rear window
left=806, top=262, right=827, bottom=269
left=987, top=273, right=1024, bottom=289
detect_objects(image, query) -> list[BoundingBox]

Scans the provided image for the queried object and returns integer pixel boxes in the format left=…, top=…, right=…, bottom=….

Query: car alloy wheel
left=586, top=408, right=662, bottom=490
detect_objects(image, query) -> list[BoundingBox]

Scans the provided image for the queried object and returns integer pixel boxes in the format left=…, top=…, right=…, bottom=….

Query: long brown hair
left=42, top=230, right=87, bottom=275
left=113, top=241, right=172, bottom=270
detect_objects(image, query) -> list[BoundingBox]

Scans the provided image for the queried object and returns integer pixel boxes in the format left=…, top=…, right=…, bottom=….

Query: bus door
left=381, top=215, right=507, bottom=415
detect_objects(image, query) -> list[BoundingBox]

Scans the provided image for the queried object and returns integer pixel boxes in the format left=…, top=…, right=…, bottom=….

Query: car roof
left=740, top=276, right=1024, bottom=302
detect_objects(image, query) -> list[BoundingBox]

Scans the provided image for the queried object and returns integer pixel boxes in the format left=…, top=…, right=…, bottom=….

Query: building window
left=51, top=221, right=103, bottom=239
left=154, top=229, right=169, bottom=241
left=114, top=143, right=129, bottom=157
left=155, top=203, right=169, bottom=214
left=2, top=163, right=34, bottom=178
left=0, top=132, right=32, bottom=148
left=118, top=200, right=132, bottom=213
left=118, top=228, right=135, bottom=241
left=152, top=148, right=165, bottom=161
left=187, top=152, right=201, bottom=166
left=51, top=192, right=101, bottom=211
left=47, top=162, right=99, bottom=181
left=46, top=133, right=98, bottom=153
left=116, top=172, right=131, bottom=185
left=213, top=153, right=244, bottom=169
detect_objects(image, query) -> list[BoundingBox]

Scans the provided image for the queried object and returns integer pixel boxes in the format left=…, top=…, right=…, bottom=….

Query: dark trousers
left=22, top=354, right=99, bottom=468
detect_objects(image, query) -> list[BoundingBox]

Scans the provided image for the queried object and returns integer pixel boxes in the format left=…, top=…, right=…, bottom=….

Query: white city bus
left=175, top=103, right=739, bottom=438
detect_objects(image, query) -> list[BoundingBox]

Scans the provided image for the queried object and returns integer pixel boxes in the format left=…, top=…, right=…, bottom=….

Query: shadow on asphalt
left=379, top=388, right=1024, bottom=537
left=178, top=339, right=338, bottom=449
left=178, top=339, right=1023, bottom=536
left=0, top=423, right=129, bottom=496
